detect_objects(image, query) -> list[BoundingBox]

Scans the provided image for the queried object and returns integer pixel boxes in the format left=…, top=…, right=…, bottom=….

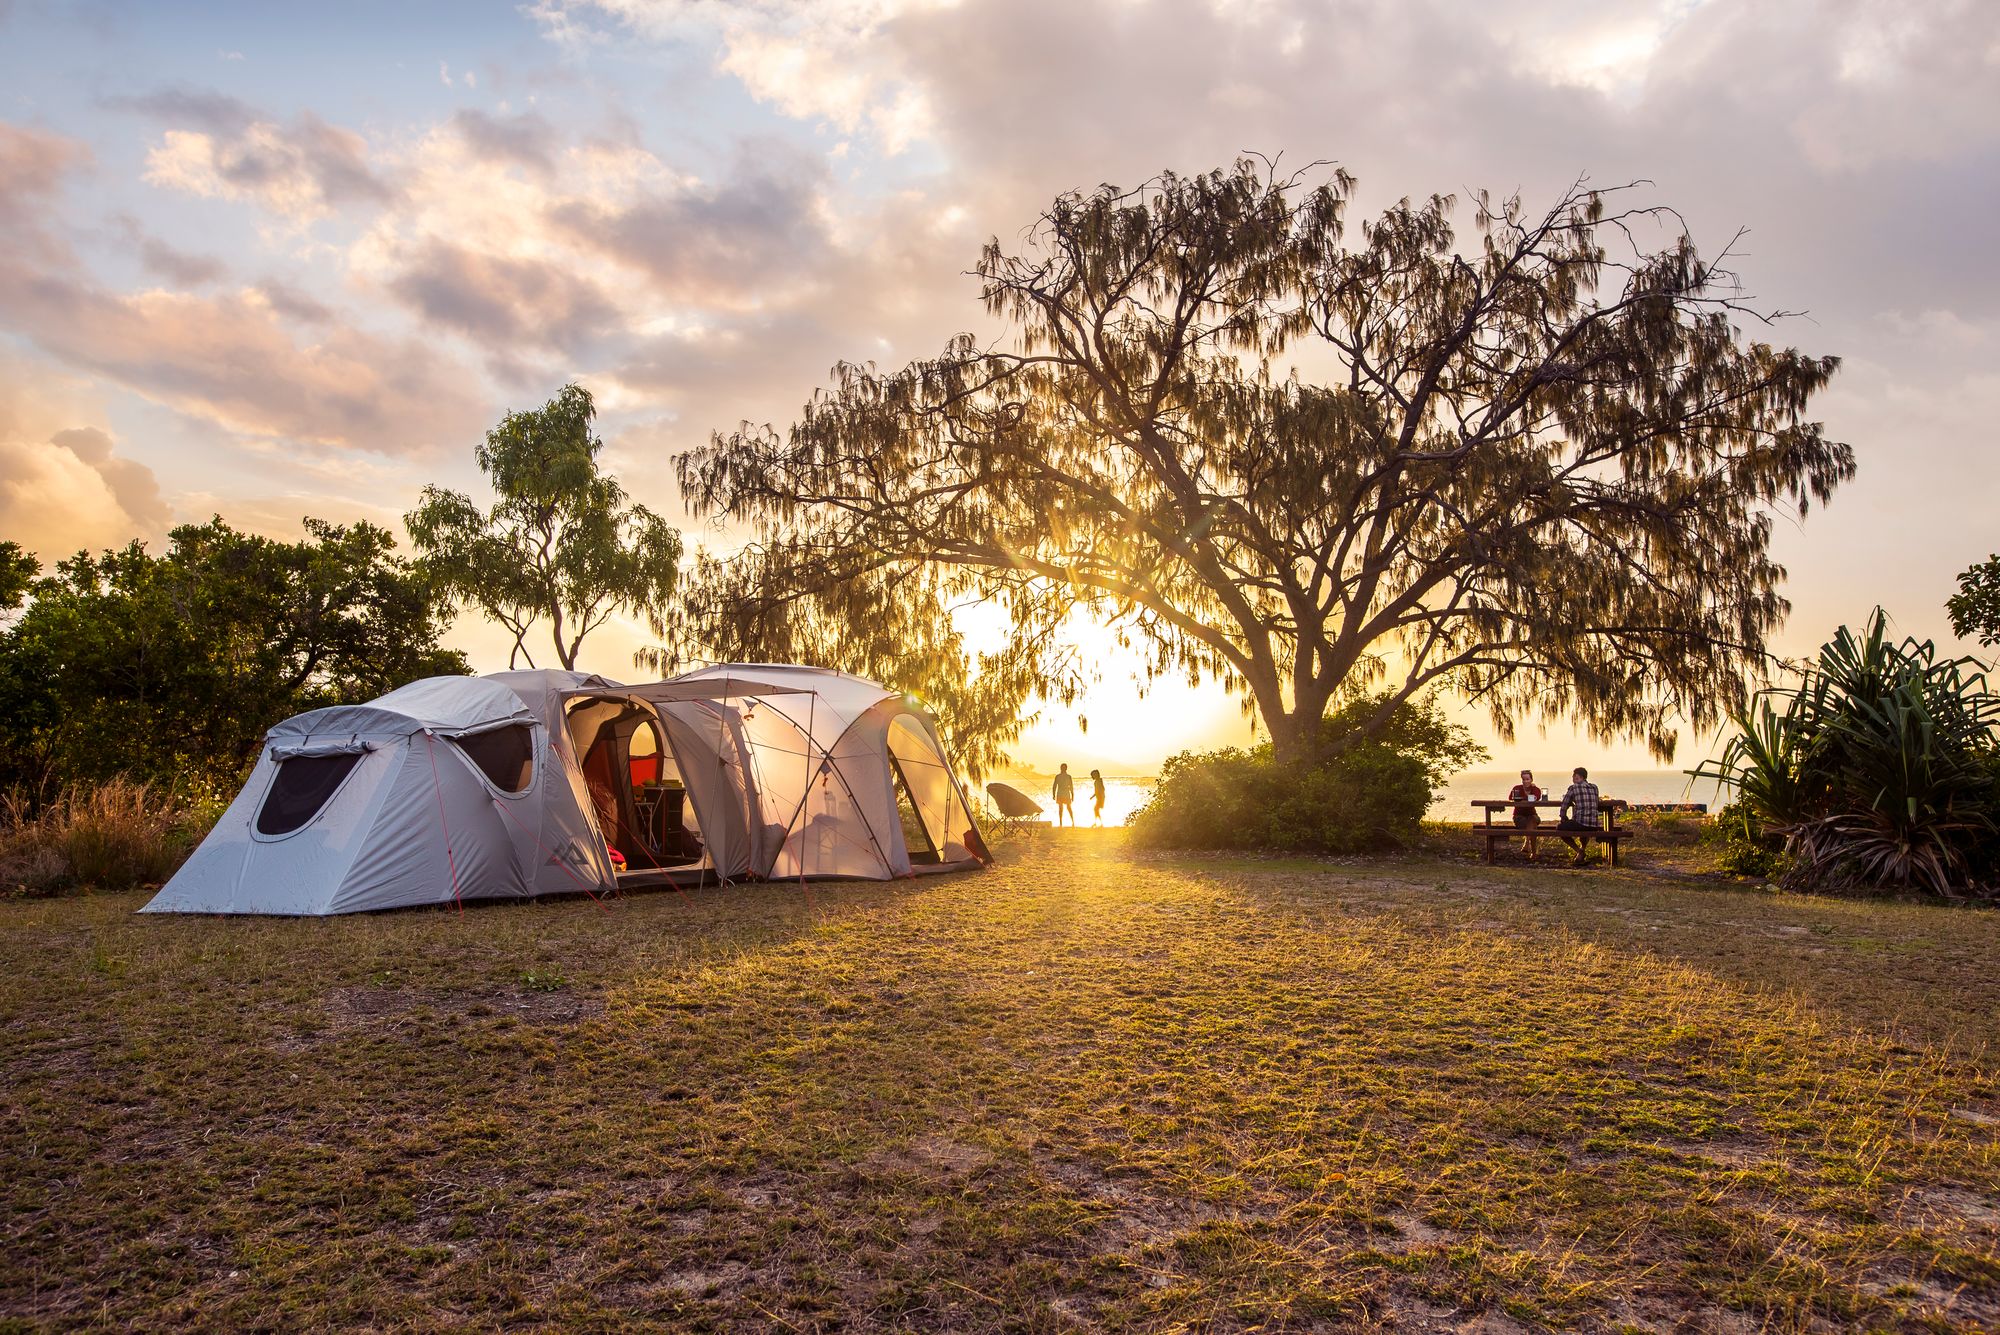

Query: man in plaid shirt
left=1558, top=766, right=1602, bottom=864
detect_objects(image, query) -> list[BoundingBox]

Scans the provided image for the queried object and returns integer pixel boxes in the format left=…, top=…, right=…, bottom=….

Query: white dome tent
left=141, top=665, right=988, bottom=916
left=675, top=664, right=989, bottom=881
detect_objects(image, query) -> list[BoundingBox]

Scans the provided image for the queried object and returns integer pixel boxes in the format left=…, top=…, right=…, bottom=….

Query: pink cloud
left=0, top=119, right=485, bottom=456
left=0, top=356, right=171, bottom=559
left=143, top=113, right=397, bottom=223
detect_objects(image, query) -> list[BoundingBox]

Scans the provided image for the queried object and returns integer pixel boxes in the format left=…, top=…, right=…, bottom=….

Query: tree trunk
left=1265, top=708, right=1318, bottom=769
left=549, top=601, right=575, bottom=670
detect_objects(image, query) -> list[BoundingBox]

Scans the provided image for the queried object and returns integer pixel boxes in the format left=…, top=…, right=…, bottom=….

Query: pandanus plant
left=1692, top=611, right=2000, bottom=899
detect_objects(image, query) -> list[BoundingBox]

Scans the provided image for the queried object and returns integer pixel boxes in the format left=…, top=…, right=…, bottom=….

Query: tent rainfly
left=141, top=665, right=989, bottom=916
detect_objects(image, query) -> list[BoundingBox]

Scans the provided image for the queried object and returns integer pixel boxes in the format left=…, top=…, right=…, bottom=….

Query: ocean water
left=985, top=775, right=1157, bottom=826
left=987, top=770, right=1723, bottom=827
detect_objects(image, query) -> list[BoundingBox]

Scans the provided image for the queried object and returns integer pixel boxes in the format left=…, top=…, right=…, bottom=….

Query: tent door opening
left=887, top=754, right=941, bottom=866
left=567, top=698, right=708, bottom=876
left=627, top=717, right=705, bottom=868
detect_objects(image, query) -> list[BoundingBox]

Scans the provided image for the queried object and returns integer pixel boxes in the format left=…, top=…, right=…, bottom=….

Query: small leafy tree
left=1947, top=554, right=2000, bottom=648
left=407, top=384, right=681, bottom=670
left=1692, top=611, right=2000, bottom=898
left=0, top=517, right=466, bottom=790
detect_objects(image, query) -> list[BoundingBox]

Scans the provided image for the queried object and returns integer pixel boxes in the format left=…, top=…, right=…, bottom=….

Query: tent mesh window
left=451, top=725, right=534, bottom=793
left=256, top=753, right=364, bottom=836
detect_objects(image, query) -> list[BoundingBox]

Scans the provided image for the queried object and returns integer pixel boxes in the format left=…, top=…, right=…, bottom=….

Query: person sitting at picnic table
left=1507, top=770, right=1544, bottom=828
left=1557, top=766, right=1602, bottom=865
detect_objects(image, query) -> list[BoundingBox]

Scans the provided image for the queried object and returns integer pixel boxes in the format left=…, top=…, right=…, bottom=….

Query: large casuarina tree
left=408, top=383, right=681, bottom=671
left=680, top=160, right=1854, bottom=765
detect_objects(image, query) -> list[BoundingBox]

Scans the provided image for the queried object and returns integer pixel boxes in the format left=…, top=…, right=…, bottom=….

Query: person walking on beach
left=1557, top=766, right=1602, bottom=865
left=1052, top=764, right=1075, bottom=827
left=1090, top=769, right=1107, bottom=825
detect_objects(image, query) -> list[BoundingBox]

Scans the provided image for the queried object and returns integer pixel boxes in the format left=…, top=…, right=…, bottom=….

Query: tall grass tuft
left=0, top=778, right=217, bottom=896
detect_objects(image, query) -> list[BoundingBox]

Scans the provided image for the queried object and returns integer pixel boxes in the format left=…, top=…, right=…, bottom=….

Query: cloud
left=0, top=122, right=89, bottom=262
left=46, top=427, right=172, bottom=535
left=341, top=118, right=840, bottom=382
left=137, top=236, right=226, bottom=285
left=386, top=238, right=620, bottom=353
left=143, top=112, right=397, bottom=223
left=0, top=360, right=171, bottom=559
left=450, top=108, right=562, bottom=176
left=551, top=150, right=832, bottom=306
left=104, top=86, right=258, bottom=135
left=541, top=0, right=948, bottom=150
left=0, top=119, right=485, bottom=456
left=2, top=280, right=487, bottom=453
left=1644, top=0, right=2000, bottom=172
left=249, top=278, right=335, bottom=325
left=107, top=217, right=228, bottom=286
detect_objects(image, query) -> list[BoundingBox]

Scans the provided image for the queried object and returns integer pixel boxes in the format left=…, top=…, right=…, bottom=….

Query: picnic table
left=1469, top=798, right=1627, bottom=865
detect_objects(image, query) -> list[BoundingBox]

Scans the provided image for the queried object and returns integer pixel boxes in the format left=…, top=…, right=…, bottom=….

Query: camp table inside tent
left=143, top=665, right=991, bottom=916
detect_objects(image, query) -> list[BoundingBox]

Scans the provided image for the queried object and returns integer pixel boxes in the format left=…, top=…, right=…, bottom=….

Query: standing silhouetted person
left=1052, top=764, right=1075, bottom=827
left=1090, top=769, right=1107, bottom=825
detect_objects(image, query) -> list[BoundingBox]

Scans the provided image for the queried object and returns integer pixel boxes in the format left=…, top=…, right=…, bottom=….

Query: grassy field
left=3, top=830, right=1998, bottom=1332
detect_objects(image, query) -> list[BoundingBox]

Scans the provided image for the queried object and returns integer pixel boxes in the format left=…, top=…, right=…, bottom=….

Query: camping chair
left=985, top=782, right=1045, bottom=838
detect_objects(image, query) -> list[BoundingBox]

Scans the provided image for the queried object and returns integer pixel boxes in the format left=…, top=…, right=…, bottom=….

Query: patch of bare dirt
left=1916, top=1186, right=2000, bottom=1230
left=1603, top=1300, right=1766, bottom=1334
left=273, top=983, right=604, bottom=1050
left=1380, top=1212, right=1454, bottom=1252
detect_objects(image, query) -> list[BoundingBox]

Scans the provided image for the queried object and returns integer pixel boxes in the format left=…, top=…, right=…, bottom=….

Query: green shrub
left=1699, top=800, right=1790, bottom=879
left=1131, top=694, right=1484, bottom=853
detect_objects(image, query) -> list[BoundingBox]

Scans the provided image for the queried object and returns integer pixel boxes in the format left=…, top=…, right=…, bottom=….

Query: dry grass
left=2, top=831, right=1996, bottom=1332
left=0, top=779, right=207, bottom=897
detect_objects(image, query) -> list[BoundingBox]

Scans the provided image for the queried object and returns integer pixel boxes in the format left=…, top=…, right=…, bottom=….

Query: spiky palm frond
left=1692, top=610, right=2000, bottom=899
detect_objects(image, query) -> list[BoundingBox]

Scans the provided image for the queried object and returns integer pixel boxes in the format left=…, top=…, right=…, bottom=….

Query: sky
left=0, top=0, right=1996, bottom=777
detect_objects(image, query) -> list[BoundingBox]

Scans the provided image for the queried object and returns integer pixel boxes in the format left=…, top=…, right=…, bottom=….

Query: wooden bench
left=1470, top=799, right=1627, bottom=865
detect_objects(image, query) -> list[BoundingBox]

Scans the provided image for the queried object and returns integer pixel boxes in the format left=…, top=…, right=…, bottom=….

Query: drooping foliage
left=1128, top=693, right=1486, bottom=852
left=1691, top=611, right=2000, bottom=899
left=681, top=158, right=1853, bottom=767
left=647, top=548, right=1079, bottom=780
left=0, top=518, right=466, bottom=793
left=408, top=383, right=681, bottom=671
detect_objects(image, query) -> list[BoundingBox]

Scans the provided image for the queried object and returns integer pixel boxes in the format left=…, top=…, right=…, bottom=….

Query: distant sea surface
left=987, top=775, right=1157, bottom=827
left=989, top=769, right=1724, bottom=827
